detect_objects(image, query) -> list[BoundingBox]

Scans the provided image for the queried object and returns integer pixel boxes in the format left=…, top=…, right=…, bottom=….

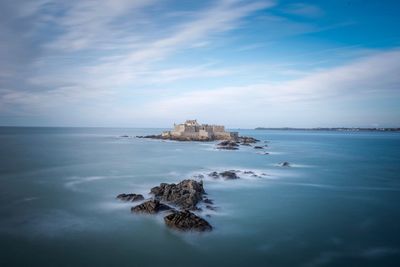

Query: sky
left=0, top=0, right=400, bottom=128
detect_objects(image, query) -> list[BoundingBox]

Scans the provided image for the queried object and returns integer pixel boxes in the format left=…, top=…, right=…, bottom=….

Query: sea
left=0, top=127, right=399, bottom=267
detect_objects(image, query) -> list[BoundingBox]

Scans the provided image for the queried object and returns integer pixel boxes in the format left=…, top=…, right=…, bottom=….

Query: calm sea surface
left=0, top=127, right=399, bottom=267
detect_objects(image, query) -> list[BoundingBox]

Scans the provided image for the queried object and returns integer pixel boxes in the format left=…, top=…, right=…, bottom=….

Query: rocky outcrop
left=164, top=210, right=212, bottom=232
left=117, top=193, right=144, bottom=202
left=216, top=140, right=239, bottom=150
left=150, top=180, right=205, bottom=210
left=131, top=199, right=172, bottom=214
left=220, top=170, right=239, bottom=179
left=280, top=161, right=290, bottom=167
left=137, top=135, right=212, bottom=142
left=138, top=133, right=267, bottom=154
left=203, top=198, right=213, bottom=204
left=238, top=136, right=259, bottom=145
left=208, top=170, right=239, bottom=180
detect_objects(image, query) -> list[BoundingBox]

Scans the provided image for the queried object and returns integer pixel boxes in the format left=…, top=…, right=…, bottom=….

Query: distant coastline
left=254, top=127, right=400, bottom=132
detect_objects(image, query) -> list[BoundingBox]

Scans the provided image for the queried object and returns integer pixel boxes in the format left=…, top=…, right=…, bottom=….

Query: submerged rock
left=131, top=199, right=172, bottom=214
left=164, top=210, right=212, bottom=232
left=254, top=146, right=264, bottom=149
left=203, top=198, right=214, bottom=204
left=217, top=140, right=239, bottom=150
left=208, top=170, right=239, bottom=180
left=136, top=134, right=163, bottom=139
left=219, top=170, right=239, bottom=179
left=117, top=193, right=144, bottom=202
left=238, top=136, right=259, bottom=145
left=280, top=161, right=291, bottom=167
left=206, top=205, right=217, bottom=211
left=150, top=179, right=205, bottom=210
left=208, top=171, right=219, bottom=178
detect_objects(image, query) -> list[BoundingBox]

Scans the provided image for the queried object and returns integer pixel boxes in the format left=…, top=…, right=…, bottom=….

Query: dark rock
left=241, top=143, right=252, bottom=146
left=164, top=210, right=212, bottom=232
left=219, top=170, right=239, bottom=180
left=150, top=179, right=205, bottom=210
left=209, top=170, right=239, bottom=180
left=137, top=134, right=212, bottom=142
left=193, top=174, right=204, bottom=179
left=117, top=193, right=144, bottom=202
left=218, top=140, right=239, bottom=147
left=217, top=140, right=239, bottom=150
left=136, top=134, right=163, bottom=139
left=206, top=205, right=216, bottom=211
left=280, top=161, right=290, bottom=167
left=208, top=171, right=219, bottom=178
left=131, top=199, right=172, bottom=214
left=120, top=135, right=129, bottom=138
left=238, top=136, right=259, bottom=145
left=203, top=198, right=214, bottom=204
left=244, top=171, right=255, bottom=174
left=254, top=146, right=264, bottom=149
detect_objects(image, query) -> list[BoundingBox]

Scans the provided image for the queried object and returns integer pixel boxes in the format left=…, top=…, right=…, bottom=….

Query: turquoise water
left=0, top=127, right=399, bottom=267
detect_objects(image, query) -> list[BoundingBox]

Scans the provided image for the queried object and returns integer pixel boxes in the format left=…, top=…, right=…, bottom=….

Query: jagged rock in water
left=254, top=146, right=264, bottom=149
left=217, top=140, right=239, bottom=150
left=238, top=136, right=259, bottom=145
left=209, top=171, right=219, bottom=178
left=117, top=193, right=144, bottom=202
left=150, top=179, right=205, bottom=210
left=219, top=170, right=239, bottom=180
left=241, top=143, right=252, bottom=146
left=206, top=205, right=217, bottom=211
left=280, top=161, right=291, bottom=167
left=208, top=170, right=239, bottom=180
left=136, top=134, right=163, bottom=139
left=203, top=198, right=214, bottom=204
left=164, top=210, right=212, bottom=232
left=131, top=199, right=172, bottom=214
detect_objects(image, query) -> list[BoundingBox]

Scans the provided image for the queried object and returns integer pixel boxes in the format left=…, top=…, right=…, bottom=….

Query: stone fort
left=162, top=120, right=238, bottom=141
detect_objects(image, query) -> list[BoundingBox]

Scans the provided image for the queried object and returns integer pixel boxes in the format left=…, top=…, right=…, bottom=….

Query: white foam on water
left=270, top=163, right=314, bottom=168
left=265, top=151, right=285, bottom=155
left=64, top=175, right=134, bottom=192
left=65, top=176, right=108, bottom=189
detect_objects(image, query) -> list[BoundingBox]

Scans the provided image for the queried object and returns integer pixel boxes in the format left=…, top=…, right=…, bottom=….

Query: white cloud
left=283, top=3, right=324, bottom=18
left=137, top=50, right=400, bottom=127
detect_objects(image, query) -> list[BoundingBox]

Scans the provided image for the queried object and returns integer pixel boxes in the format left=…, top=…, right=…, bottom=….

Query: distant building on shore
left=162, top=120, right=238, bottom=141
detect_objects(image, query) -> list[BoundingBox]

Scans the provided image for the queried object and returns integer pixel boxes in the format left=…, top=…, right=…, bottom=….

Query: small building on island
left=161, top=120, right=238, bottom=141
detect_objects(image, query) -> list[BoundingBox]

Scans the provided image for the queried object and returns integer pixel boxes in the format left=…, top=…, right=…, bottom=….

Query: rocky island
left=137, top=119, right=238, bottom=141
left=136, top=119, right=265, bottom=151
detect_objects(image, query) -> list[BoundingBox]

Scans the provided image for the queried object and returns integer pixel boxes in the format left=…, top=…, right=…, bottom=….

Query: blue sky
left=0, top=0, right=399, bottom=128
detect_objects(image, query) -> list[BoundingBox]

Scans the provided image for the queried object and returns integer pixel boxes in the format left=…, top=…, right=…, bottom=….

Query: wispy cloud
left=282, top=3, right=324, bottom=18
left=138, top=50, right=400, bottom=127
left=0, top=0, right=399, bottom=127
